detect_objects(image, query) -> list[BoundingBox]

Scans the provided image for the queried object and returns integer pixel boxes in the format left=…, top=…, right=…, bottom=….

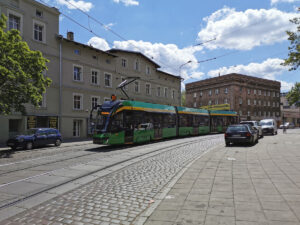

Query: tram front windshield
left=96, top=113, right=109, bottom=132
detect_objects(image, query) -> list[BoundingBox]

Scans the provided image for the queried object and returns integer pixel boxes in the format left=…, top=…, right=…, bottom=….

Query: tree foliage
left=282, top=7, right=300, bottom=71
left=0, top=14, right=51, bottom=115
left=181, top=91, right=185, bottom=106
left=286, top=82, right=300, bottom=107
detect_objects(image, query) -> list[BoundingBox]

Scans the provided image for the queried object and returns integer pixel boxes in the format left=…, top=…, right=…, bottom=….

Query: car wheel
left=55, top=139, right=61, bottom=147
left=10, top=146, right=17, bottom=151
left=25, top=142, right=33, bottom=150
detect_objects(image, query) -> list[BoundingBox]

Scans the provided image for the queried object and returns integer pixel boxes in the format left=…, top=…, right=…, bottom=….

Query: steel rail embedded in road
left=0, top=135, right=222, bottom=211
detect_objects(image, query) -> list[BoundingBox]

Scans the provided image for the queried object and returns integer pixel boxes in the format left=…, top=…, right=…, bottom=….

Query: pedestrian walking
left=283, top=125, right=287, bottom=134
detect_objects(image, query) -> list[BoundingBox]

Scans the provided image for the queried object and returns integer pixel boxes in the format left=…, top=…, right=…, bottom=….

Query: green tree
left=282, top=7, right=300, bottom=71
left=0, top=14, right=51, bottom=115
left=286, top=82, right=300, bottom=107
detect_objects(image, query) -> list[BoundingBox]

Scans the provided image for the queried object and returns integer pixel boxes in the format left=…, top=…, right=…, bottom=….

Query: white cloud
left=197, top=7, right=298, bottom=50
left=56, top=0, right=93, bottom=12
left=113, top=40, right=202, bottom=80
left=87, top=37, right=110, bottom=51
left=280, top=80, right=294, bottom=91
left=113, top=0, right=139, bottom=6
left=208, top=58, right=287, bottom=79
left=104, top=23, right=116, bottom=30
left=271, top=0, right=300, bottom=5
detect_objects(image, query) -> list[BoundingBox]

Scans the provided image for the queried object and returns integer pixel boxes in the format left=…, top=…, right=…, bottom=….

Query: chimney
left=67, top=31, right=74, bottom=41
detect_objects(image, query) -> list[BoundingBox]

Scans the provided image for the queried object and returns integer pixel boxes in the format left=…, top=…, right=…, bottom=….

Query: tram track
left=0, top=135, right=222, bottom=211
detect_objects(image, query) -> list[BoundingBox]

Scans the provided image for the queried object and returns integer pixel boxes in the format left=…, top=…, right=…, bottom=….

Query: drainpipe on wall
left=58, top=35, right=63, bottom=131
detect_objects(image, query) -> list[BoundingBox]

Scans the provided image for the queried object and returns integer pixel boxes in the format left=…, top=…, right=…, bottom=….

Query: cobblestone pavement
left=143, top=129, right=300, bottom=225
left=0, top=136, right=223, bottom=224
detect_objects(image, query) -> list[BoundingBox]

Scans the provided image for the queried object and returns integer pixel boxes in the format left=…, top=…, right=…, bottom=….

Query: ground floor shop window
left=73, top=120, right=81, bottom=137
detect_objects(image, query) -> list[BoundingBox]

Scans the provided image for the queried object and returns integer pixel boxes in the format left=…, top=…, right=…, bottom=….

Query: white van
left=259, top=119, right=277, bottom=135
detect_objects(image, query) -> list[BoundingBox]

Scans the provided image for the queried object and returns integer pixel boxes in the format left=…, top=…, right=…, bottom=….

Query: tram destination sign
left=200, top=104, right=230, bottom=111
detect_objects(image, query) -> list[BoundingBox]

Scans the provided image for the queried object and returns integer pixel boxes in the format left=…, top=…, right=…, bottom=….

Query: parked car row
left=225, top=118, right=278, bottom=146
left=6, top=128, right=62, bottom=150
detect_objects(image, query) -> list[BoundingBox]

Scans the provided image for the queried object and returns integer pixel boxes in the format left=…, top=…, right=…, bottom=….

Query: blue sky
left=40, top=0, right=299, bottom=91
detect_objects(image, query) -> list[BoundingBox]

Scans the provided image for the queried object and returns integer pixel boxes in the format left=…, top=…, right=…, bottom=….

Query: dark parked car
left=240, top=121, right=263, bottom=138
left=6, top=128, right=62, bottom=150
left=225, top=124, right=259, bottom=146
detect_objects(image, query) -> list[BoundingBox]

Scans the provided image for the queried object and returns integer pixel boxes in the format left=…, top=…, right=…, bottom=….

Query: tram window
left=110, top=112, right=124, bottom=132
left=163, top=114, right=176, bottom=128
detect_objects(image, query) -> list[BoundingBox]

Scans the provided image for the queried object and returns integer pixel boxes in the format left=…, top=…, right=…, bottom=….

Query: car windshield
left=259, top=121, right=272, bottom=126
left=25, top=129, right=38, bottom=135
left=227, top=126, right=247, bottom=132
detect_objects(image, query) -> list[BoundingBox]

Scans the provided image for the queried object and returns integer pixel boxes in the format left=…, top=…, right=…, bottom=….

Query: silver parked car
left=240, top=121, right=263, bottom=138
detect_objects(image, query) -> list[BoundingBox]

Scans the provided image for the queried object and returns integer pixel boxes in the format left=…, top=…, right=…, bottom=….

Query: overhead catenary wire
left=44, top=0, right=179, bottom=72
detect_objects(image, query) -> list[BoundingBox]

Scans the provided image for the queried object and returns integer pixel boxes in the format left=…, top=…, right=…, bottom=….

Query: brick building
left=185, top=73, right=281, bottom=121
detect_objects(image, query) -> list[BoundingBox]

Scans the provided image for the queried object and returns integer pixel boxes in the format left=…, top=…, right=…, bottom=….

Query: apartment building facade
left=0, top=0, right=181, bottom=143
left=281, top=93, right=300, bottom=127
left=185, top=73, right=281, bottom=122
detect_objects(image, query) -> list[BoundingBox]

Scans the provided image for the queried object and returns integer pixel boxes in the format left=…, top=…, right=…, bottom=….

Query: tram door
left=124, top=111, right=134, bottom=143
left=154, top=114, right=162, bottom=139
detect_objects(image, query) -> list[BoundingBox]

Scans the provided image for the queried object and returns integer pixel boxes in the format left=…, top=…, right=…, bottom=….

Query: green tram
left=90, top=100, right=238, bottom=145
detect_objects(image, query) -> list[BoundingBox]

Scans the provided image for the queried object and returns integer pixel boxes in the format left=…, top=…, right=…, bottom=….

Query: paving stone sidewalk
left=142, top=129, right=300, bottom=225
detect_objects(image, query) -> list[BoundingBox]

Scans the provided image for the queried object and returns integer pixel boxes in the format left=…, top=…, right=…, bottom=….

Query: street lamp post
left=178, top=60, right=192, bottom=106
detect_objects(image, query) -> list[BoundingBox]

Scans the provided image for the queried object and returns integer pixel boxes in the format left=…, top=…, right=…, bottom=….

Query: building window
left=33, top=22, right=45, bottom=42
left=73, top=65, right=83, bottom=81
left=272, top=92, right=275, bottom=97
left=134, top=59, right=139, bottom=71
left=264, top=91, right=267, bottom=96
left=146, top=66, right=151, bottom=75
left=264, top=111, right=266, bottom=116
left=259, top=90, right=261, bottom=95
left=134, top=81, right=140, bottom=93
left=91, top=70, right=99, bottom=85
left=172, top=90, right=175, bottom=99
left=208, top=100, right=212, bottom=105
left=254, top=111, right=257, bottom=116
left=258, top=100, right=261, bottom=105
left=146, top=84, right=151, bottom=95
left=224, top=88, right=228, bottom=94
left=157, top=86, right=161, bottom=97
left=259, top=111, right=261, bottom=116
left=38, top=92, right=46, bottom=108
left=215, top=89, right=219, bottom=95
left=215, top=99, right=218, bottom=105
left=240, top=87, right=243, bottom=92
left=36, top=10, right=43, bottom=18
left=267, top=91, right=270, bottom=96
left=248, top=89, right=250, bottom=94
left=164, top=87, right=168, bottom=98
left=254, top=100, right=257, bottom=105
left=264, top=101, right=266, bottom=106
left=248, top=99, right=250, bottom=105
left=200, top=91, right=203, bottom=97
left=104, top=73, right=112, bottom=87
left=224, top=98, right=228, bottom=104
left=273, top=102, right=275, bottom=107
left=209, top=90, right=212, bottom=96
left=254, top=89, right=257, bottom=95
left=193, top=102, right=197, bottom=108
left=121, top=59, right=127, bottom=68
left=193, top=93, right=197, bottom=98
left=248, top=111, right=250, bottom=116
left=91, top=96, right=100, bottom=109
left=73, top=120, right=81, bottom=137
left=239, top=98, right=243, bottom=104
left=268, top=101, right=270, bottom=106
left=276, top=92, right=279, bottom=97
left=9, top=14, right=20, bottom=30
left=73, top=94, right=83, bottom=110
left=74, top=49, right=80, bottom=55
left=239, top=110, right=243, bottom=116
